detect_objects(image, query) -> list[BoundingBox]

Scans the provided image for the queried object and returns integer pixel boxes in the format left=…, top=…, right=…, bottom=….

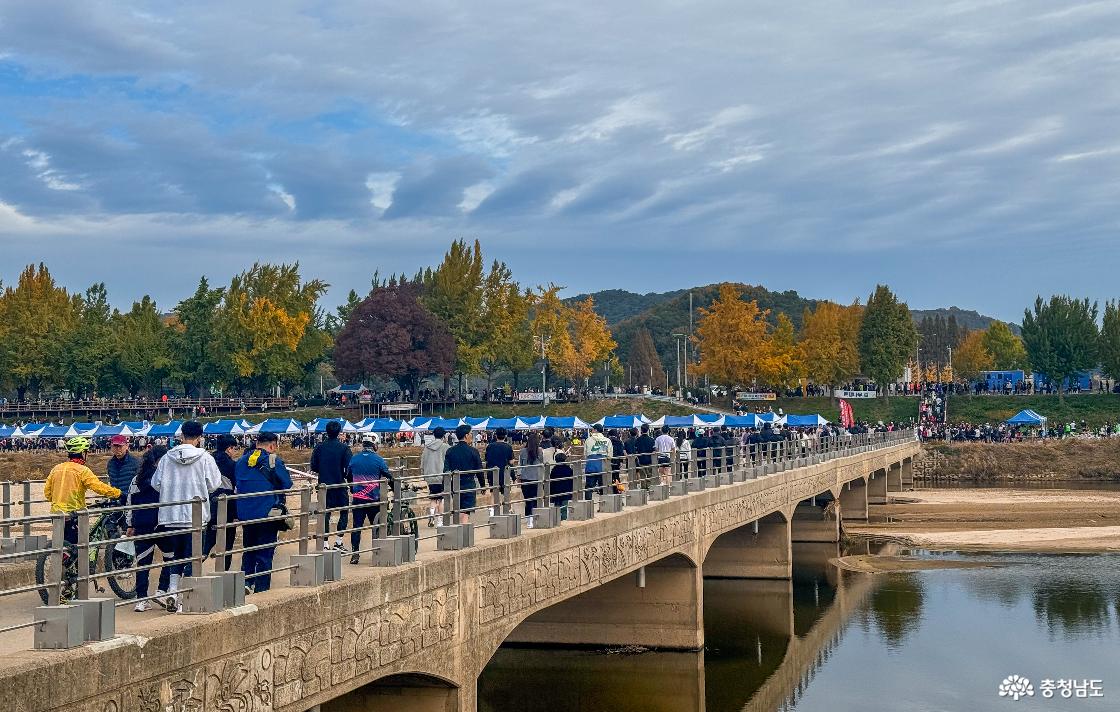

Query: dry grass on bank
left=924, top=439, right=1120, bottom=480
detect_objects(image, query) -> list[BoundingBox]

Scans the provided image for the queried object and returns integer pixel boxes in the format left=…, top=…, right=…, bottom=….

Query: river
left=478, top=544, right=1119, bottom=711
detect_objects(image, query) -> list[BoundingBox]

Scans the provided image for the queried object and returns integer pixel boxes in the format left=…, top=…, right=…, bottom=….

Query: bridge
left=0, top=431, right=917, bottom=712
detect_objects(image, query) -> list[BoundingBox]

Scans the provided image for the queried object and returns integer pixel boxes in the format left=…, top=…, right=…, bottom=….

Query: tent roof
left=1006, top=409, right=1047, bottom=425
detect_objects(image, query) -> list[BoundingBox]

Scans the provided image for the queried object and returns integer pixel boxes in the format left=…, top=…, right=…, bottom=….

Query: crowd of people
left=919, top=420, right=1120, bottom=442
left=39, top=417, right=907, bottom=613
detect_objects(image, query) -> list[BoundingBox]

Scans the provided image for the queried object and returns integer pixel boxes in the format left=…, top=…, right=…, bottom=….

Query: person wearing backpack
left=235, top=432, right=293, bottom=593
left=583, top=424, right=612, bottom=495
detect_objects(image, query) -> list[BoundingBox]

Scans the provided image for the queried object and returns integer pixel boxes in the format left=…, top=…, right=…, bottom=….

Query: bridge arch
left=703, top=510, right=792, bottom=579
left=322, top=672, right=459, bottom=712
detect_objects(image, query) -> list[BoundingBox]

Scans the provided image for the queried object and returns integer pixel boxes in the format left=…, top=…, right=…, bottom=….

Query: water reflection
left=477, top=551, right=1120, bottom=712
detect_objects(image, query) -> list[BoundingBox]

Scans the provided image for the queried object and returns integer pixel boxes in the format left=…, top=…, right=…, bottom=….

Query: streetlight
left=533, top=335, right=550, bottom=406
left=672, top=333, right=686, bottom=401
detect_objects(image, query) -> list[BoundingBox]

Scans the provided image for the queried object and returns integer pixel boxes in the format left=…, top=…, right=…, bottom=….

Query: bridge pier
left=867, top=468, right=888, bottom=505
left=790, top=498, right=840, bottom=543
left=886, top=462, right=903, bottom=493
left=503, top=553, right=703, bottom=651
left=838, top=478, right=868, bottom=520
left=901, top=457, right=914, bottom=490
left=704, top=512, right=792, bottom=579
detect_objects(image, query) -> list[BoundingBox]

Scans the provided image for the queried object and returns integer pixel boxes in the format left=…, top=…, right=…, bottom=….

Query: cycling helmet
left=65, top=436, right=91, bottom=454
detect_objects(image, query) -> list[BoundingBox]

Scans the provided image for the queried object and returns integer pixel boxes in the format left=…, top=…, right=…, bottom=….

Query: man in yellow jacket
left=44, top=436, right=121, bottom=544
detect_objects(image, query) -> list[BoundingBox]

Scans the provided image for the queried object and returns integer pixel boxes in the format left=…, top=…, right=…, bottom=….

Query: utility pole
left=672, top=333, right=686, bottom=401
left=534, top=335, right=550, bottom=406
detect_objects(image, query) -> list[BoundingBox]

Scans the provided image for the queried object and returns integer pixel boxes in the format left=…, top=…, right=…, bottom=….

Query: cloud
left=0, top=0, right=1118, bottom=320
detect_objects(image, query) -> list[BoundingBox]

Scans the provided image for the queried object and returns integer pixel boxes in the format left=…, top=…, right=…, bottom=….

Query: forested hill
left=570, top=286, right=1010, bottom=368
left=910, top=306, right=1019, bottom=334
left=573, top=284, right=820, bottom=368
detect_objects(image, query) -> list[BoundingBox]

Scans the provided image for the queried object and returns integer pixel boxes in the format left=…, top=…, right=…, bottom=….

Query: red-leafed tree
left=332, top=284, right=456, bottom=394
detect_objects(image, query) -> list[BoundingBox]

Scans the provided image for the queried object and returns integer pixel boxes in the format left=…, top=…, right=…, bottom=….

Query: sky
left=0, top=1, right=1118, bottom=322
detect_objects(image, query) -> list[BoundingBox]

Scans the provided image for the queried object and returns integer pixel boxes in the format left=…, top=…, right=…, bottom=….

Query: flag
left=839, top=399, right=855, bottom=428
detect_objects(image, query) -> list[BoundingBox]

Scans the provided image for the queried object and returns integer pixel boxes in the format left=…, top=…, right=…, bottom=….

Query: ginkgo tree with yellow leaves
left=529, top=285, right=616, bottom=385
left=692, top=284, right=781, bottom=387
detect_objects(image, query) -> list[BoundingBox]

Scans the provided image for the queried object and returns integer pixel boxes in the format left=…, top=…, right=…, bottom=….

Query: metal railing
left=0, top=428, right=915, bottom=649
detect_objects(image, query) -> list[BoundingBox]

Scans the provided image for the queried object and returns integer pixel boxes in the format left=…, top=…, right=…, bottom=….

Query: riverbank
left=917, top=439, right=1120, bottom=480
left=847, top=487, right=1120, bottom=552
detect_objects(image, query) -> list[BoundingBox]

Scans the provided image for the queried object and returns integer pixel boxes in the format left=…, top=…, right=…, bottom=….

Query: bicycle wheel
left=103, top=541, right=138, bottom=600
left=35, top=549, right=78, bottom=605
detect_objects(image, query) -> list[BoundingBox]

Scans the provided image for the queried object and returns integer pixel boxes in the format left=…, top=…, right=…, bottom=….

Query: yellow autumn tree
left=568, top=297, right=616, bottom=383
left=762, top=312, right=804, bottom=389
left=528, top=287, right=616, bottom=383
left=529, top=284, right=578, bottom=380
left=953, top=330, right=994, bottom=383
left=692, top=284, right=774, bottom=386
left=799, top=301, right=863, bottom=386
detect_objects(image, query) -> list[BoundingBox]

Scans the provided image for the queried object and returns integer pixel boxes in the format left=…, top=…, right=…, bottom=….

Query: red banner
left=839, top=399, right=855, bottom=428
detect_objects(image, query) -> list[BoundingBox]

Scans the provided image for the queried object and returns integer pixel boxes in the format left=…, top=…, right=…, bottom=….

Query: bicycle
left=387, top=483, right=420, bottom=544
left=35, top=500, right=139, bottom=605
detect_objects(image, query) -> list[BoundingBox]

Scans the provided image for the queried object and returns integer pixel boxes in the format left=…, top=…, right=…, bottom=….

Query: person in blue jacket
left=348, top=436, right=391, bottom=564
left=235, top=432, right=292, bottom=593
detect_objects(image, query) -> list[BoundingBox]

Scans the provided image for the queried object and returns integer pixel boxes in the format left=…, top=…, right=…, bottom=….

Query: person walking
left=550, top=451, right=574, bottom=519
left=106, top=435, right=138, bottom=506
left=234, top=432, right=292, bottom=594
left=205, top=434, right=238, bottom=571
left=421, top=427, right=450, bottom=526
left=310, top=420, right=353, bottom=551
left=445, top=424, right=483, bottom=525
left=517, top=432, right=545, bottom=527
left=654, top=425, right=676, bottom=484
left=484, top=427, right=515, bottom=515
left=583, top=424, right=612, bottom=496
left=635, top=424, right=656, bottom=489
left=151, top=421, right=221, bottom=610
left=347, top=437, right=391, bottom=564
left=125, top=444, right=172, bottom=612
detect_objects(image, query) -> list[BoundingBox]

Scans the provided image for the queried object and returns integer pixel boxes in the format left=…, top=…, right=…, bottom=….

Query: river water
left=478, top=545, right=1120, bottom=711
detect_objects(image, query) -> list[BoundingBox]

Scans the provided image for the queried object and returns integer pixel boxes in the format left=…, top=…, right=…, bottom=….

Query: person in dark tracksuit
left=310, top=420, right=352, bottom=551
left=347, top=437, right=391, bottom=565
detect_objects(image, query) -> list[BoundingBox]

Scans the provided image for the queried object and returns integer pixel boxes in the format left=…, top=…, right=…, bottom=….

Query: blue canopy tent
left=463, top=417, right=490, bottom=431
left=15, top=423, right=47, bottom=438
left=203, top=419, right=248, bottom=435
left=485, top=417, right=521, bottom=431
left=543, top=416, right=591, bottom=430
left=595, top=414, right=650, bottom=429
left=516, top=416, right=545, bottom=430
left=411, top=417, right=462, bottom=432
left=147, top=421, right=183, bottom=437
left=120, top=421, right=150, bottom=435
left=65, top=423, right=99, bottom=438
left=786, top=414, right=829, bottom=427
left=38, top=424, right=71, bottom=438
left=306, top=418, right=358, bottom=434
left=649, top=414, right=725, bottom=428
left=1006, top=409, right=1047, bottom=426
left=367, top=418, right=413, bottom=434
left=722, top=415, right=759, bottom=428
left=755, top=412, right=786, bottom=426
left=0, top=425, right=16, bottom=438
left=92, top=423, right=136, bottom=437
left=246, top=419, right=305, bottom=435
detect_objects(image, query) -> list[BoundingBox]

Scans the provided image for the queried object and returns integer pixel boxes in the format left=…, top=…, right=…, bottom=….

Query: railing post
left=1, top=481, right=11, bottom=539
left=215, top=495, right=229, bottom=572
left=316, top=484, right=328, bottom=551
left=48, top=513, right=65, bottom=606
left=298, top=487, right=312, bottom=556
left=191, top=498, right=205, bottom=577
left=76, top=510, right=90, bottom=601
left=442, top=472, right=454, bottom=526
left=21, top=481, right=32, bottom=542
left=377, top=477, right=388, bottom=539
left=392, top=477, right=404, bottom=537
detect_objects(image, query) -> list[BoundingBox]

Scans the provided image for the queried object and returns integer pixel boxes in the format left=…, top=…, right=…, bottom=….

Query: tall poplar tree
left=857, top=285, right=918, bottom=398
left=1099, top=301, right=1120, bottom=384
left=628, top=328, right=663, bottom=387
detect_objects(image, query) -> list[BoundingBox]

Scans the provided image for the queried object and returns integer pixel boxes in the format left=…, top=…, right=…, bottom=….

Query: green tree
left=858, top=285, right=918, bottom=398
left=1097, top=301, right=1120, bottom=383
left=59, top=283, right=116, bottom=397
left=475, top=261, right=520, bottom=396
left=982, top=321, right=1028, bottom=370
left=170, top=277, right=225, bottom=397
left=0, top=264, right=77, bottom=399
left=1021, top=295, right=1099, bottom=401
left=112, top=296, right=173, bottom=397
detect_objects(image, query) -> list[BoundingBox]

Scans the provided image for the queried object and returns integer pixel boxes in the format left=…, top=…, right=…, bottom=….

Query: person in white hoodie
left=151, top=420, right=221, bottom=610
left=420, top=427, right=451, bottom=526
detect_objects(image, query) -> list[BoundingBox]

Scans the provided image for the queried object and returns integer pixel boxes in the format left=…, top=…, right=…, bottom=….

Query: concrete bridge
left=0, top=432, right=917, bottom=712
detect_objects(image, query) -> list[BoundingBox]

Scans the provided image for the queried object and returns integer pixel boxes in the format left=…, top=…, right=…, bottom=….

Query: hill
left=566, top=288, right=686, bottom=325
left=911, top=306, right=1018, bottom=334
